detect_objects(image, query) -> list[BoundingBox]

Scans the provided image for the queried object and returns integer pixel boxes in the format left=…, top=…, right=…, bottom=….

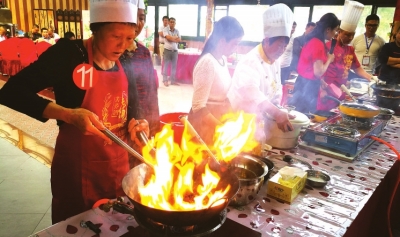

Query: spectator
left=64, top=31, right=75, bottom=40
left=48, top=27, right=61, bottom=41
left=290, top=22, right=316, bottom=73
left=121, top=0, right=160, bottom=161
left=158, top=16, right=169, bottom=61
left=162, top=17, right=181, bottom=87
left=37, top=28, right=56, bottom=45
left=24, top=24, right=41, bottom=41
left=352, top=14, right=386, bottom=74
left=378, top=27, right=400, bottom=85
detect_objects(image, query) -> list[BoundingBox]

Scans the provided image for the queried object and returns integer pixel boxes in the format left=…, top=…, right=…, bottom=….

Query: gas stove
left=299, top=114, right=385, bottom=162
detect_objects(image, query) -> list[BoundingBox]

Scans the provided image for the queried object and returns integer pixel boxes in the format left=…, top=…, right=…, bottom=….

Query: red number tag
left=73, top=63, right=99, bottom=90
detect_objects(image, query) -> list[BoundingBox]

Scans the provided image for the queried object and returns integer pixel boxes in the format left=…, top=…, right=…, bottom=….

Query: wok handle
left=325, top=95, right=341, bottom=105
left=340, top=84, right=356, bottom=101
left=102, top=128, right=154, bottom=169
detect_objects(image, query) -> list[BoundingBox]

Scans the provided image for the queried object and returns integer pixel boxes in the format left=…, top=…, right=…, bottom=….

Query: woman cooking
left=188, top=16, right=244, bottom=145
left=288, top=13, right=340, bottom=113
left=0, top=0, right=149, bottom=224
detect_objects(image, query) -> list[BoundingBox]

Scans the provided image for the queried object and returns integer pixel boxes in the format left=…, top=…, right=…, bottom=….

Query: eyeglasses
left=366, top=24, right=379, bottom=28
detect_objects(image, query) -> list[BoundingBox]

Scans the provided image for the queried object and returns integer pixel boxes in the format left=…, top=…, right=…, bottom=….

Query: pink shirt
left=324, top=42, right=360, bottom=86
left=297, top=38, right=328, bottom=80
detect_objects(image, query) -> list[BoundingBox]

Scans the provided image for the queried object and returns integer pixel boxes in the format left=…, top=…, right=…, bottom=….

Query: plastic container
left=159, top=112, right=188, bottom=145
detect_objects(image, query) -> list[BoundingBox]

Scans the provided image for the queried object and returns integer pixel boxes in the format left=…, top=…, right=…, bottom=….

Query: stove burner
left=323, top=125, right=360, bottom=138
left=133, top=207, right=227, bottom=237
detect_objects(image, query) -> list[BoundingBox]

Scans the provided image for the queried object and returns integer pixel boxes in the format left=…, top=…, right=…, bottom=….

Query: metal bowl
left=228, top=154, right=269, bottom=206
left=306, top=170, right=330, bottom=188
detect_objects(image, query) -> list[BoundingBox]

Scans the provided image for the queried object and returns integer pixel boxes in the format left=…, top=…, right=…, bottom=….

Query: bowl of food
left=229, top=154, right=269, bottom=206
left=306, top=170, right=330, bottom=188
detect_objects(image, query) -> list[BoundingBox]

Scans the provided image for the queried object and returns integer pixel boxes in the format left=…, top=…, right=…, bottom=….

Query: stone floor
left=0, top=65, right=193, bottom=237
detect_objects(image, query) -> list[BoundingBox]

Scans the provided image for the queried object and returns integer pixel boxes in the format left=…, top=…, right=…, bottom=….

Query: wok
left=325, top=95, right=380, bottom=119
left=122, top=163, right=239, bottom=226
left=307, top=110, right=337, bottom=122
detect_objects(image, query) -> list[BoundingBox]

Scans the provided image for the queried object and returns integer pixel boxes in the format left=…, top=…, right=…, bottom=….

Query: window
left=376, top=7, right=395, bottom=42
left=228, top=5, right=269, bottom=42
left=214, top=6, right=227, bottom=22
left=158, top=6, right=167, bottom=29
left=200, top=6, right=207, bottom=37
left=136, top=6, right=155, bottom=47
left=312, top=5, right=343, bottom=23
left=293, top=7, right=310, bottom=38
left=354, top=5, right=372, bottom=37
left=168, top=4, right=198, bottom=37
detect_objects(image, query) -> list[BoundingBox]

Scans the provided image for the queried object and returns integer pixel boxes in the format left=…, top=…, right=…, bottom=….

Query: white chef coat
left=228, top=44, right=282, bottom=114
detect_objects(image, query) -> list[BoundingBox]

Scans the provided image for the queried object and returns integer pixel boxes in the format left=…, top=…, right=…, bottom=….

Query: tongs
left=102, top=128, right=155, bottom=169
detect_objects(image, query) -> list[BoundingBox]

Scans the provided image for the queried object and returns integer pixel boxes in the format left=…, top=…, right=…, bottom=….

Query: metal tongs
left=102, top=128, right=155, bottom=169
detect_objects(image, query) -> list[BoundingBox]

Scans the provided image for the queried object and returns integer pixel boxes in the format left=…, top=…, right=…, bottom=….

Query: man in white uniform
left=351, top=14, right=386, bottom=74
left=229, top=3, right=294, bottom=132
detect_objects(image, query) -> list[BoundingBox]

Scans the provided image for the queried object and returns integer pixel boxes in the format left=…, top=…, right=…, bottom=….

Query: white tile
left=32, top=213, right=52, bottom=234
left=0, top=179, right=51, bottom=214
left=5, top=157, right=50, bottom=181
left=0, top=213, right=44, bottom=237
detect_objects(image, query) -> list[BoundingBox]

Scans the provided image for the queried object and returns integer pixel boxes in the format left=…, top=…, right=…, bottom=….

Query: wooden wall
left=9, top=0, right=88, bottom=33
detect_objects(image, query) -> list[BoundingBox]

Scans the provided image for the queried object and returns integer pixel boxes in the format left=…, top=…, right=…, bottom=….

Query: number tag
left=73, top=64, right=99, bottom=90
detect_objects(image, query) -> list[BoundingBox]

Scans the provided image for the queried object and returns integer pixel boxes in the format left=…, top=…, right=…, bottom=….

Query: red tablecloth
left=162, top=52, right=200, bottom=83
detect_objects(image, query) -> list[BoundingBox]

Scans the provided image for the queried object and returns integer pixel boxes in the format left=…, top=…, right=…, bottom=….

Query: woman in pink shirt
left=288, top=13, right=339, bottom=113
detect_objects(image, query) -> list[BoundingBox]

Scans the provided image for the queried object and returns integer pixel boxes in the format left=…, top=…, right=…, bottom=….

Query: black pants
left=288, top=76, right=321, bottom=114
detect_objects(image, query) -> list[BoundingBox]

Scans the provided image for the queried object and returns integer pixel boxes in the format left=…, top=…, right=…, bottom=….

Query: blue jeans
left=162, top=49, right=178, bottom=83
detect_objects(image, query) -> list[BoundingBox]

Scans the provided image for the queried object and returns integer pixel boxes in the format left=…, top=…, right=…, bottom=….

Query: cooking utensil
left=283, top=155, right=312, bottom=171
left=122, top=163, right=239, bottom=226
left=102, top=128, right=154, bottom=169
left=325, top=95, right=380, bottom=119
left=228, top=153, right=269, bottom=206
left=376, top=94, right=400, bottom=111
left=264, top=110, right=310, bottom=149
left=308, top=110, right=337, bottom=122
left=371, top=83, right=400, bottom=97
left=178, top=115, right=221, bottom=166
left=306, top=170, right=330, bottom=188
left=340, top=84, right=356, bottom=101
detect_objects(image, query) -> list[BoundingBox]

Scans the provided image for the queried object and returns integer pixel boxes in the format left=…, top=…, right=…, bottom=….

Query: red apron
left=51, top=37, right=129, bottom=224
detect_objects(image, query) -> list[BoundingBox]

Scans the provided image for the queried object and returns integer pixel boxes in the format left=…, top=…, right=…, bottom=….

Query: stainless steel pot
left=228, top=154, right=269, bottom=206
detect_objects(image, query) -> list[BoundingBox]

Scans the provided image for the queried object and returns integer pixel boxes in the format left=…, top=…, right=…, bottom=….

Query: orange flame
left=139, top=111, right=257, bottom=211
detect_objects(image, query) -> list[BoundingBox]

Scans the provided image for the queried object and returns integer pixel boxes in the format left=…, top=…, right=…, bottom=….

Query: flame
left=138, top=111, right=257, bottom=211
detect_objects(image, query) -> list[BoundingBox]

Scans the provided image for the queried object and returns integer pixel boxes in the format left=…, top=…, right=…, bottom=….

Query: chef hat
left=138, top=0, right=145, bottom=10
left=89, top=0, right=138, bottom=24
left=263, top=4, right=294, bottom=38
left=340, top=0, right=364, bottom=32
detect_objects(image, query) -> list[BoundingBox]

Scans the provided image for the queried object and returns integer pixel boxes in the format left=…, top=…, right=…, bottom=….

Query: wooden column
left=391, top=0, right=400, bottom=42
left=205, top=0, right=214, bottom=40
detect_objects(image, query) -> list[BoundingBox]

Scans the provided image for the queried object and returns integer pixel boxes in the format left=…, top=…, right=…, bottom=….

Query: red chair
left=17, top=38, right=37, bottom=69
left=36, top=41, right=52, bottom=57
left=0, top=38, right=21, bottom=76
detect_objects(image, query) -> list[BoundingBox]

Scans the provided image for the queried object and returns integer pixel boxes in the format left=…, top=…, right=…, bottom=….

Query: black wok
left=122, top=163, right=239, bottom=226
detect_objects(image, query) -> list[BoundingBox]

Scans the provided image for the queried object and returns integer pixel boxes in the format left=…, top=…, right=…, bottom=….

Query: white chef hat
left=89, top=0, right=138, bottom=24
left=340, top=0, right=364, bottom=32
left=138, top=0, right=145, bottom=10
left=263, top=3, right=294, bottom=38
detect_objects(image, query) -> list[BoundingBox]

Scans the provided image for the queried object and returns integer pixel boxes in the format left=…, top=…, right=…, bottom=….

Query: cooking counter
left=31, top=116, right=400, bottom=237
